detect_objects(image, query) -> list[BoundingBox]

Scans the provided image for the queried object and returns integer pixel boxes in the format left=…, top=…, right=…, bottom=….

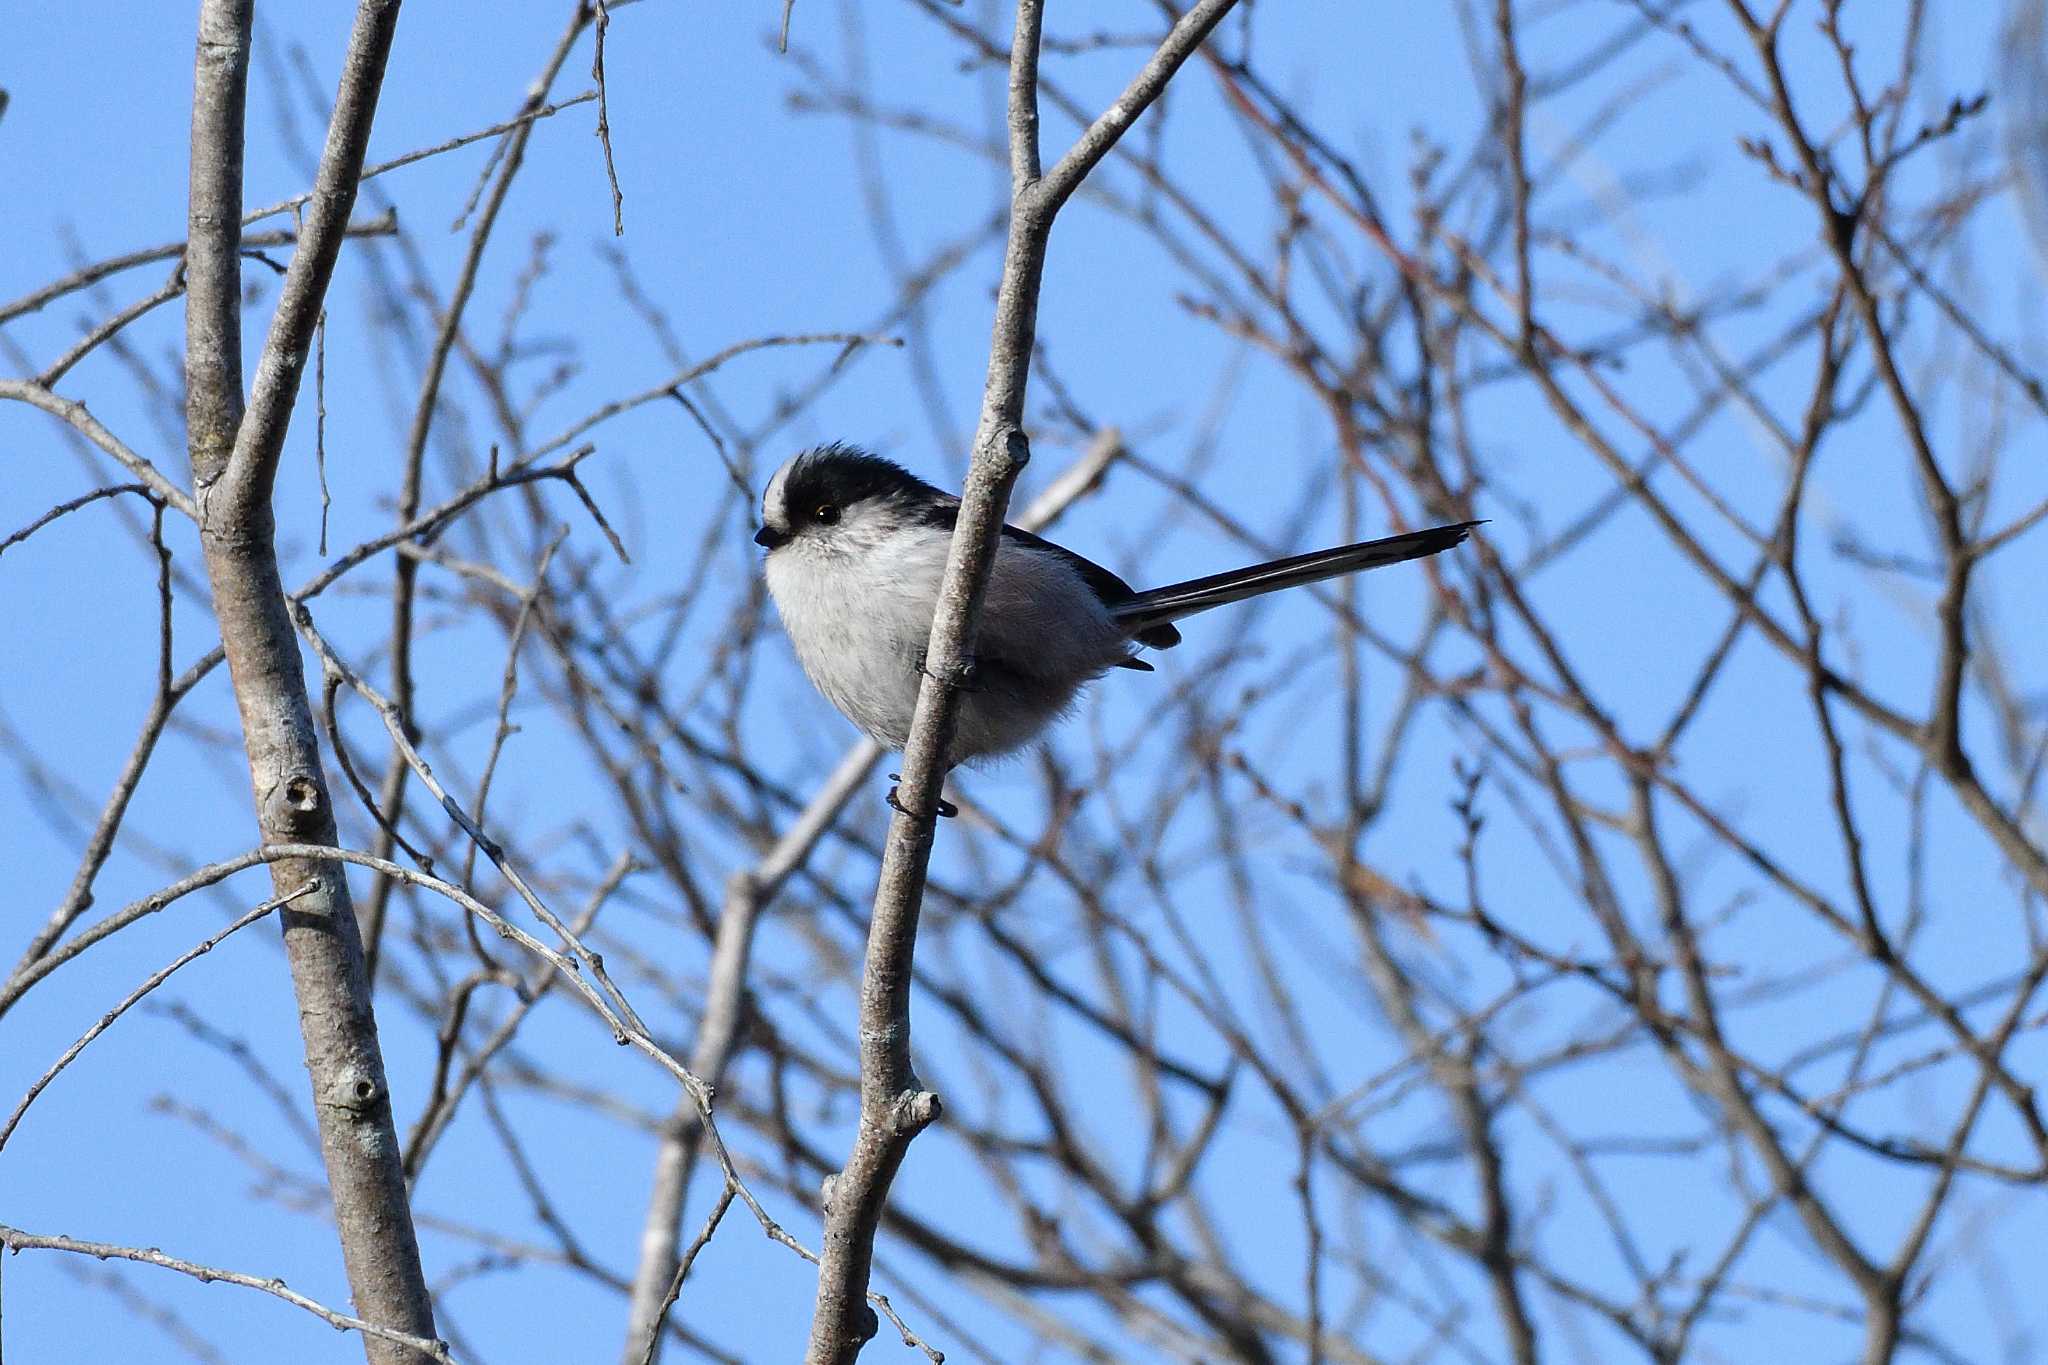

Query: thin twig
left=635, top=1184, right=736, bottom=1365
left=803, top=5, right=1239, bottom=1356
left=0, top=882, right=318, bottom=1153
left=0, top=485, right=157, bottom=560
left=37, top=265, right=189, bottom=388
left=0, top=381, right=197, bottom=517
left=0, top=1223, right=456, bottom=1363
left=245, top=92, right=598, bottom=225
left=591, top=0, right=625, bottom=234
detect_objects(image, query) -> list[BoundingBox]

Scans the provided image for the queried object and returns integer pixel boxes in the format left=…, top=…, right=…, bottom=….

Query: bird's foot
left=913, top=652, right=982, bottom=692
left=886, top=776, right=957, bottom=819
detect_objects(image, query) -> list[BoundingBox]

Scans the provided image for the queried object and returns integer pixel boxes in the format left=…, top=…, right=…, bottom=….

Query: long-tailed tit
left=756, top=443, right=1475, bottom=794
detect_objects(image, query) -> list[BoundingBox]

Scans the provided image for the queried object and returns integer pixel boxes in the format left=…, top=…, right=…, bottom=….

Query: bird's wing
left=1111, top=521, right=1478, bottom=634
left=912, top=502, right=1181, bottom=650
left=999, top=524, right=1182, bottom=650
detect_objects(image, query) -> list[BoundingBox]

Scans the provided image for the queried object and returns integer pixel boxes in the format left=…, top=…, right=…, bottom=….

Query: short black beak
left=754, top=525, right=788, bottom=549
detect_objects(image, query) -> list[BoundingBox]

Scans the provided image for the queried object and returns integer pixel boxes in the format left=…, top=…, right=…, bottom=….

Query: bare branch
left=0, top=881, right=316, bottom=1154
left=182, top=2, right=437, bottom=1359
left=218, top=0, right=402, bottom=507
left=0, top=1223, right=456, bottom=1363
left=801, top=2, right=1240, bottom=1351
left=0, top=381, right=197, bottom=517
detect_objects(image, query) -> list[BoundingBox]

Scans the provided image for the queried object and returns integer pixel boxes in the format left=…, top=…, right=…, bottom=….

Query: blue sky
left=4, top=2, right=2045, bottom=1362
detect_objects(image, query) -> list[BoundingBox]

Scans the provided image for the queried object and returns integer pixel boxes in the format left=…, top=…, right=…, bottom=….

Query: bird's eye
left=814, top=504, right=840, bottom=525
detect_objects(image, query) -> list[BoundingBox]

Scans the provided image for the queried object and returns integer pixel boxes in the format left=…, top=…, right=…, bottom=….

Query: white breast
left=764, top=522, right=1136, bottom=762
left=764, top=523, right=949, bottom=750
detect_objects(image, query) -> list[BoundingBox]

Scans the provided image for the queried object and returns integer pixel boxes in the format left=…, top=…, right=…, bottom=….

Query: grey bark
left=800, top=3, right=1239, bottom=1359
left=183, top=2, right=437, bottom=1361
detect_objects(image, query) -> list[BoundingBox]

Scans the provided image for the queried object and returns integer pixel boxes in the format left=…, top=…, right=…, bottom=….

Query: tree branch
left=184, top=0, right=250, bottom=490
left=181, top=1, right=437, bottom=1361
left=0, top=381, right=198, bottom=517
left=0, top=1222, right=455, bottom=1363
left=0, top=881, right=316, bottom=1154
left=800, top=0, right=1239, bottom=1352
left=217, top=0, right=403, bottom=510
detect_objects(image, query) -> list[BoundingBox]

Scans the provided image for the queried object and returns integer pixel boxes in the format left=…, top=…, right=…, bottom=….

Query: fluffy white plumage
left=762, top=454, right=1131, bottom=764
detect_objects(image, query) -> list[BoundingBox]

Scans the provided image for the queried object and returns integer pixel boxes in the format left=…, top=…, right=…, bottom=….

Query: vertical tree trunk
left=184, top=2, right=437, bottom=1360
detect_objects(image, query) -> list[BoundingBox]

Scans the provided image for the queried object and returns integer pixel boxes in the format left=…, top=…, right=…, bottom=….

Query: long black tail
left=1113, top=521, right=1478, bottom=640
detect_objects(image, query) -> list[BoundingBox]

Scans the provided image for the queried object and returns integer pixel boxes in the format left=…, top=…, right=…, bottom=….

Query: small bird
left=756, top=443, right=1475, bottom=791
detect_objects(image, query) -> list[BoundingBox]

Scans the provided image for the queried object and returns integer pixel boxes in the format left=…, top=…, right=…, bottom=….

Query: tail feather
left=1114, top=521, right=1478, bottom=636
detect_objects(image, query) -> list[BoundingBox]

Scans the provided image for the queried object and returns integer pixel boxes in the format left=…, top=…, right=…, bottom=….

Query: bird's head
left=756, top=443, right=951, bottom=553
